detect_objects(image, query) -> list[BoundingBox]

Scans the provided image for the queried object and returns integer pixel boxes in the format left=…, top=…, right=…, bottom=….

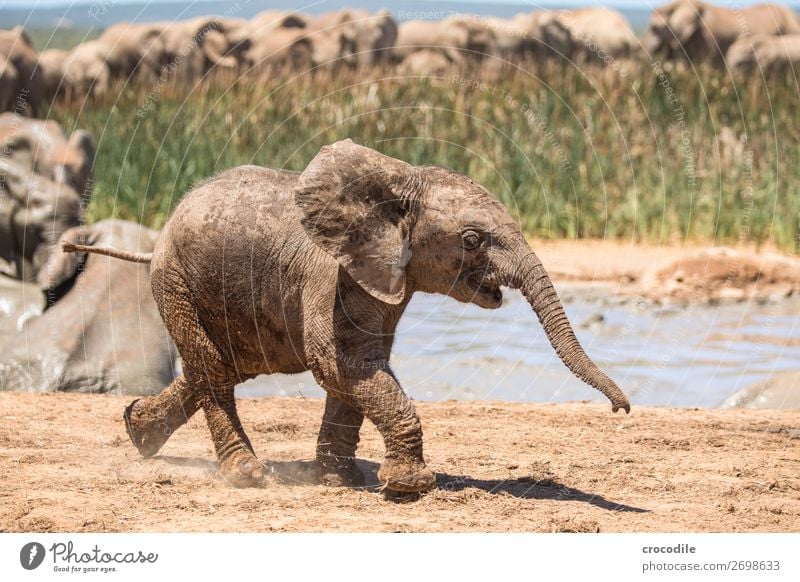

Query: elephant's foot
left=124, top=399, right=171, bottom=458
left=317, top=457, right=366, bottom=488
left=218, top=449, right=264, bottom=488
left=377, top=457, right=436, bottom=493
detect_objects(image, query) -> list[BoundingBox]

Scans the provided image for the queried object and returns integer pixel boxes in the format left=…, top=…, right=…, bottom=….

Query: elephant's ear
left=37, top=225, right=97, bottom=307
left=293, top=139, right=417, bottom=304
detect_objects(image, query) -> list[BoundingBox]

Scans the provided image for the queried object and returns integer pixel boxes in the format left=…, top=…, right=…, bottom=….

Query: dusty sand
left=1, top=393, right=799, bottom=533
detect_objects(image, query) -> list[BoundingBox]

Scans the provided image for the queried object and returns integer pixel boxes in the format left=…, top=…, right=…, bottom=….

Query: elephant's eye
left=461, top=230, right=482, bottom=250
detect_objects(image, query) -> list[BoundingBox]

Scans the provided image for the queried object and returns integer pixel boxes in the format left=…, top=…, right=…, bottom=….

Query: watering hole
left=237, top=287, right=800, bottom=409
left=1, top=278, right=798, bottom=408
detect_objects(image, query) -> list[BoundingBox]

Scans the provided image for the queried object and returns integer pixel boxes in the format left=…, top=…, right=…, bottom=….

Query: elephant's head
left=294, top=140, right=630, bottom=413
left=644, top=0, right=703, bottom=57
left=0, top=158, right=83, bottom=282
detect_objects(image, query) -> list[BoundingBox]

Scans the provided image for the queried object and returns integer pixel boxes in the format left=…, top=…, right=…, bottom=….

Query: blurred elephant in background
left=0, top=27, right=43, bottom=116
left=0, top=220, right=177, bottom=394
left=0, top=55, right=18, bottom=112
left=95, top=22, right=166, bottom=85
left=229, top=11, right=313, bottom=72
left=307, top=9, right=398, bottom=66
left=485, top=12, right=572, bottom=60
left=727, top=33, right=800, bottom=74
left=61, top=40, right=112, bottom=96
left=0, top=114, right=94, bottom=281
left=395, top=18, right=493, bottom=65
left=154, top=17, right=241, bottom=83
left=556, top=7, right=639, bottom=60
left=643, top=1, right=800, bottom=64
left=37, top=48, right=69, bottom=101
left=0, top=113, right=94, bottom=198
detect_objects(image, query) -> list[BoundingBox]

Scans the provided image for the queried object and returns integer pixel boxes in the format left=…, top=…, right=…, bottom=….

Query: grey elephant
left=0, top=27, right=43, bottom=116
left=229, top=11, right=313, bottom=73
left=61, top=40, right=112, bottom=97
left=153, top=17, right=240, bottom=83
left=37, top=48, right=69, bottom=101
left=556, top=7, right=639, bottom=61
left=306, top=9, right=398, bottom=67
left=643, top=0, right=800, bottom=64
left=486, top=12, right=572, bottom=60
left=727, top=33, right=800, bottom=74
left=68, top=140, right=630, bottom=494
left=0, top=114, right=94, bottom=281
left=0, top=113, right=94, bottom=197
left=0, top=220, right=177, bottom=394
left=394, top=19, right=494, bottom=65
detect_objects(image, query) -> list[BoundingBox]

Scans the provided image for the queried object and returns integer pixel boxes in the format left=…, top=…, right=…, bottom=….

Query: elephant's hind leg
left=148, top=264, right=262, bottom=488
left=316, top=394, right=365, bottom=487
left=124, top=374, right=200, bottom=458
left=200, top=374, right=264, bottom=488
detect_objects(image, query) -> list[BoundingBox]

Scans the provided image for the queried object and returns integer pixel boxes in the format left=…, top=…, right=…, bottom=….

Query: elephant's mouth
left=466, top=270, right=503, bottom=309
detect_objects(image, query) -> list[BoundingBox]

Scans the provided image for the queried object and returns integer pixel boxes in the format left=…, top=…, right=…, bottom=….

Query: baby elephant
left=66, top=140, right=630, bottom=493
left=1, top=220, right=177, bottom=394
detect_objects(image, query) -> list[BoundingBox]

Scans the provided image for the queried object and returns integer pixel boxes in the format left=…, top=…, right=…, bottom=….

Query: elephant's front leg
left=316, top=395, right=365, bottom=487
left=339, top=362, right=436, bottom=493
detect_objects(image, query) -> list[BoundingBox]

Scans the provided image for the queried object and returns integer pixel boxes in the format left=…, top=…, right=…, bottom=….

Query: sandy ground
left=1, top=393, right=799, bottom=533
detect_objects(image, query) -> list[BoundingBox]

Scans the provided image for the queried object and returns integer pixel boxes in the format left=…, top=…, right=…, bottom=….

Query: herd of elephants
left=0, top=1, right=793, bottom=491
left=3, top=0, right=800, bottom=113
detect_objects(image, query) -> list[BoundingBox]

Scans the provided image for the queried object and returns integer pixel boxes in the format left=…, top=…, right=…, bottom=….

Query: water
left=2, top=277, right=797, bottom=407
left=236, top=286, right=800, bottom=408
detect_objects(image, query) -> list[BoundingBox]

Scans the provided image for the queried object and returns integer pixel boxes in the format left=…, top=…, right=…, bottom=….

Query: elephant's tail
left=61, top=241, right=152, bottom=264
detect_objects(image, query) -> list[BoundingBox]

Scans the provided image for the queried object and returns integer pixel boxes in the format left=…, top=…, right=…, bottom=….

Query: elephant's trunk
left=503, top=249, right=630, bottom=413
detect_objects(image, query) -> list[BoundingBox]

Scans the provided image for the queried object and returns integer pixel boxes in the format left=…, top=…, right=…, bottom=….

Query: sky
left=0, top=0, right=790, bottom=8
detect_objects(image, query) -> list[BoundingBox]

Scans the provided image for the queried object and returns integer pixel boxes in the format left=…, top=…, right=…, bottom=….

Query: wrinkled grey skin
left=643, top=0, right=800, bottom=64
left=0, top=220, right=177, bottom=394
left=0, top=114, right=94, bottom=281
left=84, top=140, right=629, bottom=494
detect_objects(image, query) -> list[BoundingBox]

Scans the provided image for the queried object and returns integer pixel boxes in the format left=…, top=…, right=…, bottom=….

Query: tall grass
left=48, top=60, right=800, bottom=250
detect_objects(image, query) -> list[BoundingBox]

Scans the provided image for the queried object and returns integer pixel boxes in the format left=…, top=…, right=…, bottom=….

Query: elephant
left=37, top=48, right=69, bottom=101
left=0, top=220, right=177, bottom=394
left=485, top=12, right=572, bottom=60
left=229, top=12, right=313, bottom=73
left=0, top=158, right=83, bottom=282
left=95, top=22, right=167, bottom=86
left=67, top=140, right=630, bottom=493
left=0, top=55, right=18, bottom=113
left=555, top=7, right=639, bottom=60
left=306, top=9, right=398, bottom=67
left=150, top=17, right=241, bottom=84
left=61, top=40, right=112, bottom=97
left=727, top=33, right=800, bottom=74
left=0, top=27, right=44, bottom=116
left=0, top=112, right=95, bottom=199
left=0, top=114, right=94, bottom=281
left=394, top=18, right=493, bottom=64
left=643, top=1, right=800, bottom=64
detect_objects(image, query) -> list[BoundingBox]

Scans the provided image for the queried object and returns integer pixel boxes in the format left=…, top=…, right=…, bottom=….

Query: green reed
left=47, top=60, right=800, bottom=250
